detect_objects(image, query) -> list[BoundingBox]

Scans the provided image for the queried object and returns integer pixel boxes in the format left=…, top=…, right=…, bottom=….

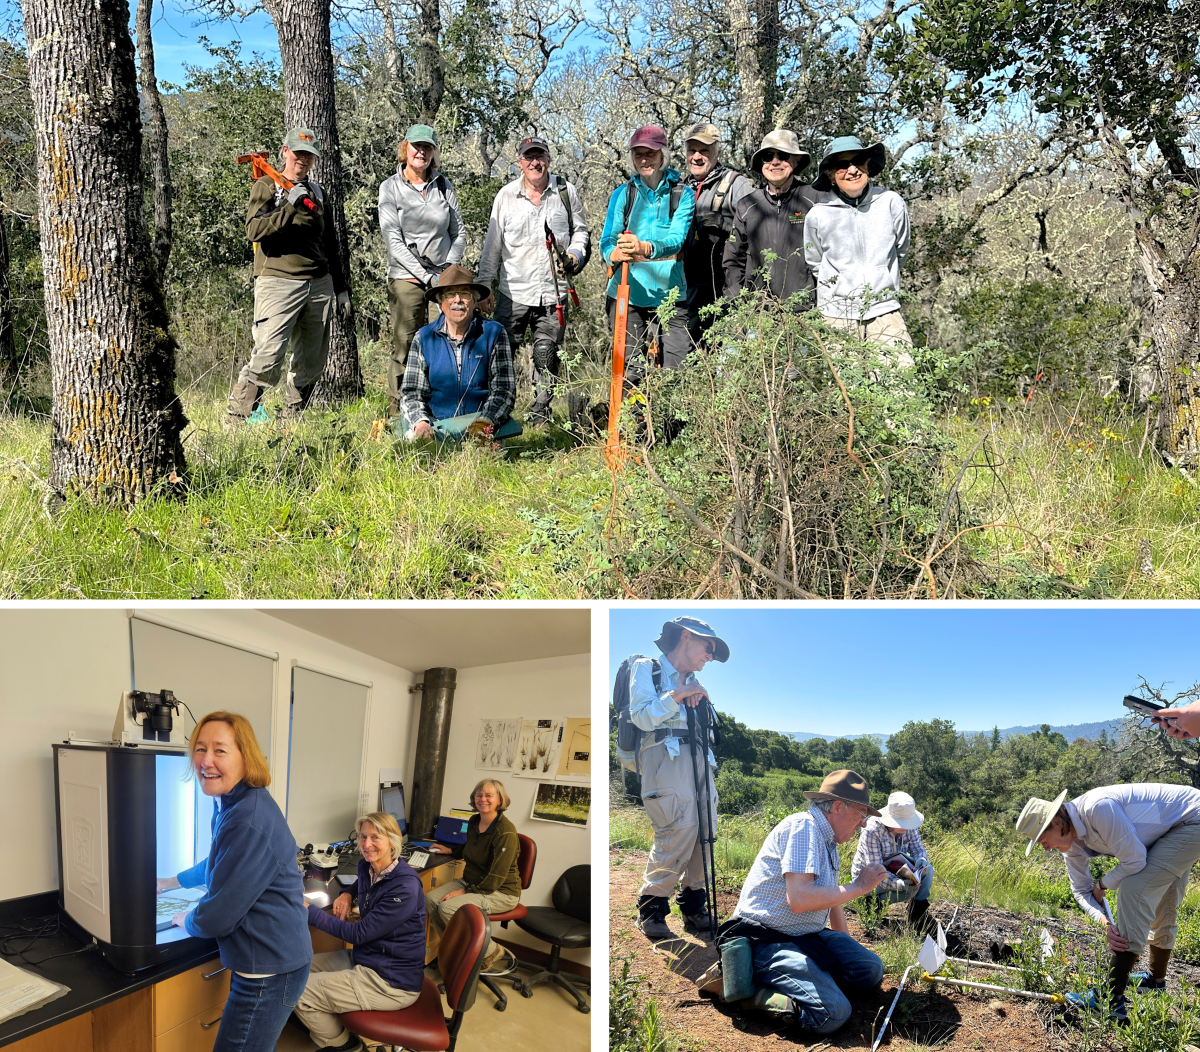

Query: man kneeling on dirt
left=850, top=790, right=937, bottom=935
left=719, top=770, right=888, bottom=1034
left=1019, top=783, right=1200, bottom=1021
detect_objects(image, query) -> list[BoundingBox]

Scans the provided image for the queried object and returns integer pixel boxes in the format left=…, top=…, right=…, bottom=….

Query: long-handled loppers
left=236, top=151, right=316, bottom=212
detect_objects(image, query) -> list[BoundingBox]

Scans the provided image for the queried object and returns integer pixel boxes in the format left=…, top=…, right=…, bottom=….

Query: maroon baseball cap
left=629, top=125, right=667, bottom=151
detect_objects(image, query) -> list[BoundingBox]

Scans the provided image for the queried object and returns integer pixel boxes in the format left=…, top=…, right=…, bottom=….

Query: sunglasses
left=759, top=150, right=794, bottom=164
left=834, top=155, right=871, bottom=172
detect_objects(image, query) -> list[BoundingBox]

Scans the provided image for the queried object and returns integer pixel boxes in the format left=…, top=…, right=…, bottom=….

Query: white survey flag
left=1040, top=928, right=1055, bottom=960
left=936, top=921, right=947, bottom=950
left=918, top=934, right=946, bottom=976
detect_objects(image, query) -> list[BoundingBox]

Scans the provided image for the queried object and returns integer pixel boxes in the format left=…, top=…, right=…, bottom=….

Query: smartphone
left=1123, top=694, right=1167, bottom=716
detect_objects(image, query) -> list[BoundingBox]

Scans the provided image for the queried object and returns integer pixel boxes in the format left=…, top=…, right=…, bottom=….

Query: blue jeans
left=213, top=965, right=312, bottom=1052
left=751, top=931, right=883, bottom=1034
left=874, top=864, right=933, bottom=905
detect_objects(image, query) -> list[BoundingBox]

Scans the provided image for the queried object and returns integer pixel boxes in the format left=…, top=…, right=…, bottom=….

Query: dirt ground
left=610, top=848, right=1200, bottom=1051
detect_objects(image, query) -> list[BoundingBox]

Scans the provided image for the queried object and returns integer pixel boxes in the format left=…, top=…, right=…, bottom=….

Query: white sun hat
left=1015, top=789, right=1069, bottom=856
left=877, top=791, right=924, bottom=830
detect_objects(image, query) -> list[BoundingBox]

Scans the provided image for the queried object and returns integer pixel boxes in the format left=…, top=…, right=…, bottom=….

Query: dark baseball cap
left=661, top=616, right=729, bottom=662
left=518, top=136, right=551, bottom=157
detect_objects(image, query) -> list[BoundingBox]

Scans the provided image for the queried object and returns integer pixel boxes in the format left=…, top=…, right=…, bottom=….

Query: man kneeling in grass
left=1019, top=783, right=1200, bottom=1021
left=718, top=770, right=888, bottom=1034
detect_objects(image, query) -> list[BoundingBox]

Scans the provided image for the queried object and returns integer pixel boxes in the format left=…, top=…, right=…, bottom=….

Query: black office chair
left=512, top=864, right=590, bottom=1014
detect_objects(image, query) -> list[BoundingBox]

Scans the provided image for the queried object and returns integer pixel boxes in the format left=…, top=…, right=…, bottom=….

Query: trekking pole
left=685, top=702, right=719, bottom=942
left=235, top=151, right=316, bottom=212
left=606, top=259, right=630, bottom=470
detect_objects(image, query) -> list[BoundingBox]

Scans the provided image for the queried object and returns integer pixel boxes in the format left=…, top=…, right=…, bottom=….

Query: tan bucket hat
left=1015, top=789, right=1069, bottom=856
left=803, top=769, right=881, bottom=816
left=877, top=791, right=924, bottom=830
left=750, top=129, right=811, bottom=173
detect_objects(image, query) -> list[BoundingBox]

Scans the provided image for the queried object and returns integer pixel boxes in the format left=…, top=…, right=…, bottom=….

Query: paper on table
left=0, top=955, right=69, bottom=1025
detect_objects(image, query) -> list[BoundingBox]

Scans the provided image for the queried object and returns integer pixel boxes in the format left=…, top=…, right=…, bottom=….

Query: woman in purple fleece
left=296, top=812, right=427, bottom=1052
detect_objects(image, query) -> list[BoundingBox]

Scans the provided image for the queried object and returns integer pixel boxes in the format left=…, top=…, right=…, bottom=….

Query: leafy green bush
left=715, top=760, right=766, bottom=815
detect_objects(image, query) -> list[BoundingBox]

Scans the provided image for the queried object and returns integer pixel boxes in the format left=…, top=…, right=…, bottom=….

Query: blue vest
left=417, top=313, right=502, bottom=421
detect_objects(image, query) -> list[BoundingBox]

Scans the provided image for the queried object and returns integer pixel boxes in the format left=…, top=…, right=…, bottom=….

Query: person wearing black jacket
left=298, top=812, right=425, bottom=1052
left=723, top=130, right=823, bottom=306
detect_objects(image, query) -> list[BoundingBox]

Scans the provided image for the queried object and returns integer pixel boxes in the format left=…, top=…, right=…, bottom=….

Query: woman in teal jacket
left=600, top=125, right=696, bottom=387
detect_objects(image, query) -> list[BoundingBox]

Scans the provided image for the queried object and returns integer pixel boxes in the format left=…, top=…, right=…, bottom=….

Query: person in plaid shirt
left=850, top=791, right=936, bottom=935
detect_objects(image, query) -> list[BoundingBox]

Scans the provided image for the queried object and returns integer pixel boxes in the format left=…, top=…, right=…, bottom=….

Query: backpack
left=552, top=174, right=591, bottom=272
left=611, top=655, right=661, bottom=773
left=696, top=168, right=739, bottom=234
left=621, top=177, right=686, bottom=231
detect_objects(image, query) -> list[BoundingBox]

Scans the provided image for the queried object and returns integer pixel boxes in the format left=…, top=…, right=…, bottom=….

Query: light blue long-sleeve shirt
left=600, top=170, right=695, bottom=309
left=628, top=652, right=715, bottom=764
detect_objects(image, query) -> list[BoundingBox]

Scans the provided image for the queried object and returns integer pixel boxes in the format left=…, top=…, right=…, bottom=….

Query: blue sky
left=609, top=607, right=1200, bottom=739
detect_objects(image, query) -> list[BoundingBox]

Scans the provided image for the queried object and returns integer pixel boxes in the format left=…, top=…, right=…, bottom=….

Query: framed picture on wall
left=529, top=782, right=590, bottom=827
left=554, top=717, right=591, bottom=783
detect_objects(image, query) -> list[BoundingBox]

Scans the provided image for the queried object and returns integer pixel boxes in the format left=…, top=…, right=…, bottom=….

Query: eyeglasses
left=759, top=150, right=794, bottom=164
left=834, top=155, right=870, bottom=172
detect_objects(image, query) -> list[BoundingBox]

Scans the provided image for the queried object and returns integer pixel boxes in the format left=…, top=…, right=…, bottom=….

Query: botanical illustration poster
left=530, top=782, right=590, bottom=827
left=511, top=718, right=563, bottom=778
left=554, top=717, right=591, bottom=782
left=474, top=718, right=521, bottom=772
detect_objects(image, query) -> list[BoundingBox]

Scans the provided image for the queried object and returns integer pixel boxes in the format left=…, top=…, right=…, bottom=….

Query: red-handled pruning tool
left=236, top=151, right=316, bottom=212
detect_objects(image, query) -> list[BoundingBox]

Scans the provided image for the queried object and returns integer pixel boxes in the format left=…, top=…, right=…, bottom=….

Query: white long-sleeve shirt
left=1063, top=783, right=1200, bottom=924
left=627, top=653, right=714, bottom=764
left=477, top=175, right=589, bottom=307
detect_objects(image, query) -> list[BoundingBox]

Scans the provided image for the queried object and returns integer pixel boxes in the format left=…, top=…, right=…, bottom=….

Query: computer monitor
left=381, top=782, right=406, bottom=834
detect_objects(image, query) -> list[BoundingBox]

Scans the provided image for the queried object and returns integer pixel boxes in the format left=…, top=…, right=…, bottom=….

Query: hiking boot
left=750, top=987, right=798, bottom=1021
left=1130, top=971, right=1167, bottom=992
left=1065, top=989, right=1128, bottom=1023
left=283, top=381, right=316, bottom=420
left=907, top=896, right=937, bottom=937
left=636, top=914, right=674, bottom=940
left=224, top=379, right=263, bottom=429
left=528, top=398, right=553, bottom=428
left=682, top=909, right=713, bottom=937
left=388, top=395, right=402, bottom=419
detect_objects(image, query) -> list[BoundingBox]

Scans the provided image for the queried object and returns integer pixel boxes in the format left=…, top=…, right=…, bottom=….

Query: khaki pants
left=826, top=311, right=915, bottom=370
left=388, top=278, right=438, bottom=401
left=1116, top=821, right=1200, bottom=955
left=636, top=740, right=718, bottom=901
left=239, top=274, right=334, bottom=390
left=424, top=879, right=517, bottom=958
left=294, top=950, right=420, bottom=1049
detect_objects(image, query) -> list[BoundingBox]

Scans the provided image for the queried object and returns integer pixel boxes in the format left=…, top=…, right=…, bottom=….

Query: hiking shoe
left=1065, top=989, right=1128, bottom=1022
left=636, top=914, right=674, bottom=940
left=682, top=910, right=713, bottom=937
left=750, top=987, right=798, bottom=1021
left=224, top=379, right=263, bottom=429
left=1130, top=971, right=1167, bottom=992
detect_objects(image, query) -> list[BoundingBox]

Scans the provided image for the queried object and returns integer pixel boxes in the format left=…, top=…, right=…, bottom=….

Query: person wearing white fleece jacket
left=804, top=135, right=913, bottom=368
left=1017, top=783, right=1200, bottom=1015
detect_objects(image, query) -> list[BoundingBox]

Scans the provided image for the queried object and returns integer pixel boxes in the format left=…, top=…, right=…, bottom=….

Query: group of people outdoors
left=623, top=615, right=1200, bottom=1034
left=155, top=709, right=524, bottom=1052
left=224, top=119, right=913, bottom=439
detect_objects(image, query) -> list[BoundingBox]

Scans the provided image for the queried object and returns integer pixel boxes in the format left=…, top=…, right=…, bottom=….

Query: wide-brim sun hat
left=812, top=134, right=886, bottom=191
left=424, top=263, right=491, bottom=303
left=1015, top=789, right=1069, bottom=856
left=750, top=129, right=811, bottom=173
left=803, top=769, right=881, bottom=817
left=656, top=616, right=730, bottom=663
left=878, top=791, right=924, bottom=830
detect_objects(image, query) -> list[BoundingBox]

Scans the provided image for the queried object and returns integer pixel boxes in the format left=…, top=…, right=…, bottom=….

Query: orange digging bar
left=606, top=259, right=631, bottom=469
left=235, top=151, right=315, bottom=212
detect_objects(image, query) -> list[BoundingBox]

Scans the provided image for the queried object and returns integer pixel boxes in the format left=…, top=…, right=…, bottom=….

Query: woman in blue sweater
left=156, top=712, right=312, bottom=1052
left=296, top=812, right=426, bottom=1051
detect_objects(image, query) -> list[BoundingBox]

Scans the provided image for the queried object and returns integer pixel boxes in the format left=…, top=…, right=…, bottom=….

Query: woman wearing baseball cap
left=599, top=126, right=696, bottom=392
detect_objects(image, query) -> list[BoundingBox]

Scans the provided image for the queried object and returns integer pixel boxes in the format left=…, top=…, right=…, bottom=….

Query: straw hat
left=803, top=769, right=881, bottom=816
left=877, top=791, right=924, bottom=830
left=1015, top=789, right=1069, bottom=856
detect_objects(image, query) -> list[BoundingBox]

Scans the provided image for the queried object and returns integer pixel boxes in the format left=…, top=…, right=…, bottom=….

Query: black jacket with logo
left=722, top=181, right=824, bottom=305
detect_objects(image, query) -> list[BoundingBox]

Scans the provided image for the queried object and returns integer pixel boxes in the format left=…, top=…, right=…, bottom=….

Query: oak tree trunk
left=135, top=0, right=173, bottom=277
left=263, top=0, right=364, bottom=404
left=21, top=0, right=187, bottom=503
left=726, top=0, right=777, bottom=163
left=415, top=0, right=445, bottom=122
left=0, top=186, right=16, bottom=394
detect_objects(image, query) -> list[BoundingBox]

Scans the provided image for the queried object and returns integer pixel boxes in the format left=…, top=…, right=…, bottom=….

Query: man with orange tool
left=225, top=127, right=351, bottom=427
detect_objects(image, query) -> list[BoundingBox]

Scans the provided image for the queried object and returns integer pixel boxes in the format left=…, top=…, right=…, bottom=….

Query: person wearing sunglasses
left=718, top=770, right=888, bottom=1034
left=723, top=129, right=823, bottom=307
left=623, top=616, right=730, bottom=940
left=803, top=135, right=914, bottom=368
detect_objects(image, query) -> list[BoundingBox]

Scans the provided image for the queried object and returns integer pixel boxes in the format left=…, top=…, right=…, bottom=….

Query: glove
left=336, top=290, right=351, bottom=320
left=563, top=252, right=584, bottom=276
left=287, top=184, right=310, bottom=208
left=464, top=418, right=493, bottom=442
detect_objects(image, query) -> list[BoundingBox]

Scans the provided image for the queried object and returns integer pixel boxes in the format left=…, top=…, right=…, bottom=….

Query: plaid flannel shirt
left=850, top=817, right=929, bottom=894
left=399, top=315, right=516, bottom=434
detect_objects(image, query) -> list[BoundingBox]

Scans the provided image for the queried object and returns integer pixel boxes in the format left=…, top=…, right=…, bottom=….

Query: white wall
left=438, top=654, right=592, bottom=966
left=0, top=609, right=415, bottom=902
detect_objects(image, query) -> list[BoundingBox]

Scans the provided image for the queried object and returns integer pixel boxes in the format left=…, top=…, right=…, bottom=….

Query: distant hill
left=784, top=720, right=1124, bottom=751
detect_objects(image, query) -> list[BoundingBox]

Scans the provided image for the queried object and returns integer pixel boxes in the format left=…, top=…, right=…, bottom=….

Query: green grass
left=0, top=392, right=614, bottom=598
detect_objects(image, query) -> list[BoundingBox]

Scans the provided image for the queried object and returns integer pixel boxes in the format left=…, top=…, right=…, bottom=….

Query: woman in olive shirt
left=426, top=779, right=521, bottom=968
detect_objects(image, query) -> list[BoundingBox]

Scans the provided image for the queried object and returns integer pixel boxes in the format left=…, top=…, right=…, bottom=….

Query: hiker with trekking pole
left=599, top=126, right=696, bottom=399
left=612, top=616, right=727, bottom=941
left=225, top=127, right=351, bottom=427
left=478, top=136, right=590, bottom=427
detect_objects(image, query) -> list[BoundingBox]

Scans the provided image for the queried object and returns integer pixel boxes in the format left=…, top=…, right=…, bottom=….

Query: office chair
left=480, top=832, right=536, bottom=1011
left=512, top=864, right=590, bottom=1014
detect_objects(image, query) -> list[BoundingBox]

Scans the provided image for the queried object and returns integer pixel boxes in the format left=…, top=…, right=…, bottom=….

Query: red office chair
left=479, top=833, right=537, bottom=1011
left=339, top=902, right=488, bottom=1052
